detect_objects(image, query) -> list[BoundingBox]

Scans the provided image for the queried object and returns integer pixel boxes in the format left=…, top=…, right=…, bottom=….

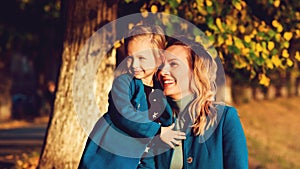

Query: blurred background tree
left=122, top=0, right=300, bottom=103
left=0, top=0, right=62, bottom=121
left=1, top=0, right=299, bottom=120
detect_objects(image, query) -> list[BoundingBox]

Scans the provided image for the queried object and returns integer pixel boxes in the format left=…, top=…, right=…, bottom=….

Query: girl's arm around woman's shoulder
left=108, top=74, right=161, bottom=138
left=222, top=106, right=248, bottom=169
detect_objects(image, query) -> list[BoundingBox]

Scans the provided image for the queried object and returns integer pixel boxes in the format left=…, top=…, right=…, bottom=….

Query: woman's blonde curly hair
left=167, top=37, right=218, bottom=136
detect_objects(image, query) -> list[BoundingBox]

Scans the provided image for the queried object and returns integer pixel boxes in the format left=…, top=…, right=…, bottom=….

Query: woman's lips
left=163, top=79, right=175, bottom=88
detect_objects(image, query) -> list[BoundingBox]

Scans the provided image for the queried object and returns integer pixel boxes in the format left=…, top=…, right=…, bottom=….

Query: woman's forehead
left=164, top=45, right=189, bottom=60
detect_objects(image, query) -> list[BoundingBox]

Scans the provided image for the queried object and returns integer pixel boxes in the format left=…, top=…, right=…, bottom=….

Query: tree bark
left=38, top=0, right=117, bottom=168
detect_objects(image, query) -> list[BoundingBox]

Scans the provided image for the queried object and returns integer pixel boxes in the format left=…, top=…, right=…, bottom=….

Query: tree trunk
left=0, top=74, right=12, bottom=121
left=38, top=0, right=117, bottom=168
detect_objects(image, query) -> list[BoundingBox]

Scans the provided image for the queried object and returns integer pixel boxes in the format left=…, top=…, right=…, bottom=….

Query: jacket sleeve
left=222, top=106, right=248, bottom=169
left=108, top=74, right=161, bottom=138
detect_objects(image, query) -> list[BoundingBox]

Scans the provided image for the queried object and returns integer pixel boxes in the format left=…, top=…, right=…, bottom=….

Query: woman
left=150, top=37, right=248, bottom=169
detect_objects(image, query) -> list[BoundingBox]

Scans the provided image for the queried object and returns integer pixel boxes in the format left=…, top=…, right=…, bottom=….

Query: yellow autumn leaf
left=254, top=50, right=260, bottom=57
left=197, top=5, right=208, bottom=16
left=271, top=55, right=281, bottom=67
left=254, top=21, right=259, bottom=28
left=241, top=48, right=250, bottom=56
left=296, top=11, right=300, bottom=20
left=151, top=5, right=158, bottom=13
left=277, top=25, right=283, bottom=33
left=180, top=23, right=188, bottom=31
left=275, top=33, right=281, bottom=42
left=234, top=55, right=247, bottom=69
left=161, top=14, right=169, bottom=25
left=206, top=0, right=213, bottom=6
left=295, top=51, right=300, bottom=62
left=218, top=51, right=224, bottom=61
left=241, top=1, right=246, bottom=7
left=272, top=20, right=280, bottom=28
left=273, top=0, right=280, bottom=8
left=287, top=58, right=293, bottom=67
left=237, top=60, right=247, bottom=69
left=217, top=35, right=224, bottom=45
left=128, top=23, right=135, bottom=30
left=229, top=24, right=237, bottom=32
left=282, top=49, right=289, bottom=58
left=268, top=41, right=275, bottom=51
left=177, top=0, right=182, bottom=3
left=259, top=74, right=270, bottom=87
left=296, top=30, right=300, bottom=38
left=258, top=25, right=265, bottom=32
left=216, top=18, right=224, bottom=32
left=233, top=2, right=242, bottom=11
left=113, top=40, right=122, bottom=48
left=195, top=35, right=201, bottom=43
left=238, top=25, right=246, bottom=34
left=255, top=43, right=263, bottom=52
left=205, top=30, right=212, bottom=36
left=225, top=35, right=233, bottom=45
left=250, top=29, right=257, bottom=38
left=244, top=35, right=251, bottom=43
left=141, top=11, right=149, bottom=18
left=263, top=48, right=269, bottom=55
left=283, top=41, right=290, bottom=48
left=266, top=59, right=274, bottom=69
left=261, top=52, right=268, bottom=59
left=283, top=32, right=293, bottom=41
left=234, top=37, right=244, bottom=49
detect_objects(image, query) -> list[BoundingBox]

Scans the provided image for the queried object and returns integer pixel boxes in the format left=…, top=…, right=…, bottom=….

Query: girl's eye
left=139, top=56, right=146, bottom=60
left=170, top=61, right=178, bottom=67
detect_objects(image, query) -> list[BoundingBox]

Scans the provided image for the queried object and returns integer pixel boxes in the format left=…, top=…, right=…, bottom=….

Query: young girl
left=78, top=25, right=186, bottom=169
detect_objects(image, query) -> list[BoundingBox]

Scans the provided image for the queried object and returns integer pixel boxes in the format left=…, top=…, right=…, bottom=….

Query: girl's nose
left=132, top=58, right=139, bottom=68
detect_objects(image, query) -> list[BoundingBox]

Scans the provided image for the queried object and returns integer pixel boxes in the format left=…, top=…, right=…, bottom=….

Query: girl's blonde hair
left=125, top=24, right=166, bottom=61
left=167, top=38, right=218, bottom=136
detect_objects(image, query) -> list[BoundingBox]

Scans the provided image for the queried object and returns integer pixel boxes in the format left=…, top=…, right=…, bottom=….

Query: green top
left=170, top=94, right=195, bottom=169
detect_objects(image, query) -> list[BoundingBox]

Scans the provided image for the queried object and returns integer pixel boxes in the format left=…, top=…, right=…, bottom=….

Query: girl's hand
left=160, top=123, right=186, bottom=148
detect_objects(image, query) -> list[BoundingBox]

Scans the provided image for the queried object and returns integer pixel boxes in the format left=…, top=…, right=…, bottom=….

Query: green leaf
left=254, top=56, right=265, bottom=66
left=124, top=0, right=133, bottom=3
left=257, top=32, right=266, bottom=38
left=206, top=16, right=217, bottom=31
left=168, top=0, right=179, bottom=8
left=206, top=6, right=214, bottom=14
left=271, top=48, right=279, bottom=55
left=208, top=35, right=215, bottom=44
left=228, top=45, right=241, bottom=54
left=267, top=29, right=276, bottom=38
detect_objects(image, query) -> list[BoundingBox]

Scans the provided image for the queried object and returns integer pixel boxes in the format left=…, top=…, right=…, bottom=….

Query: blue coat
left=141, top=105, right=248, bottom=169
left=78, top=74, right=173, bottom=169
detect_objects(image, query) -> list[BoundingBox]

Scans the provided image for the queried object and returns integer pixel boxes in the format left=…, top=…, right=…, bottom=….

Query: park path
left=0, top=122, right=47, bottom=168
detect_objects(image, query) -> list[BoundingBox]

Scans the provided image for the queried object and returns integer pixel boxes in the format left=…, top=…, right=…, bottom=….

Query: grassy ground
left=235, top=96, right=300, bottom=169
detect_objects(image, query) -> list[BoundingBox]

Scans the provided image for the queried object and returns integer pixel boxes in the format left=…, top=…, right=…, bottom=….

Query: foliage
left=0, top=0, right=61, bottom=55
left=124, top=0, right=300, bottom=87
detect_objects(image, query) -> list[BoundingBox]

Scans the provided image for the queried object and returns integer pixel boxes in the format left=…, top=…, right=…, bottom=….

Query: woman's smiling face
left=158, top=45, right=193, bottom=100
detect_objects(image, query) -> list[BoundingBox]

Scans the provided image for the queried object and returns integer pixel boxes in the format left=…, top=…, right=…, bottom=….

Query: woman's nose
left=159, top=65, right=170, bottom=75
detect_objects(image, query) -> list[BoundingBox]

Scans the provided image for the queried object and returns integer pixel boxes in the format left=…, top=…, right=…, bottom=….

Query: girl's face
left=158, top=45, right=193, bottom=100
left=127, top=39, right=158, bottom=86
